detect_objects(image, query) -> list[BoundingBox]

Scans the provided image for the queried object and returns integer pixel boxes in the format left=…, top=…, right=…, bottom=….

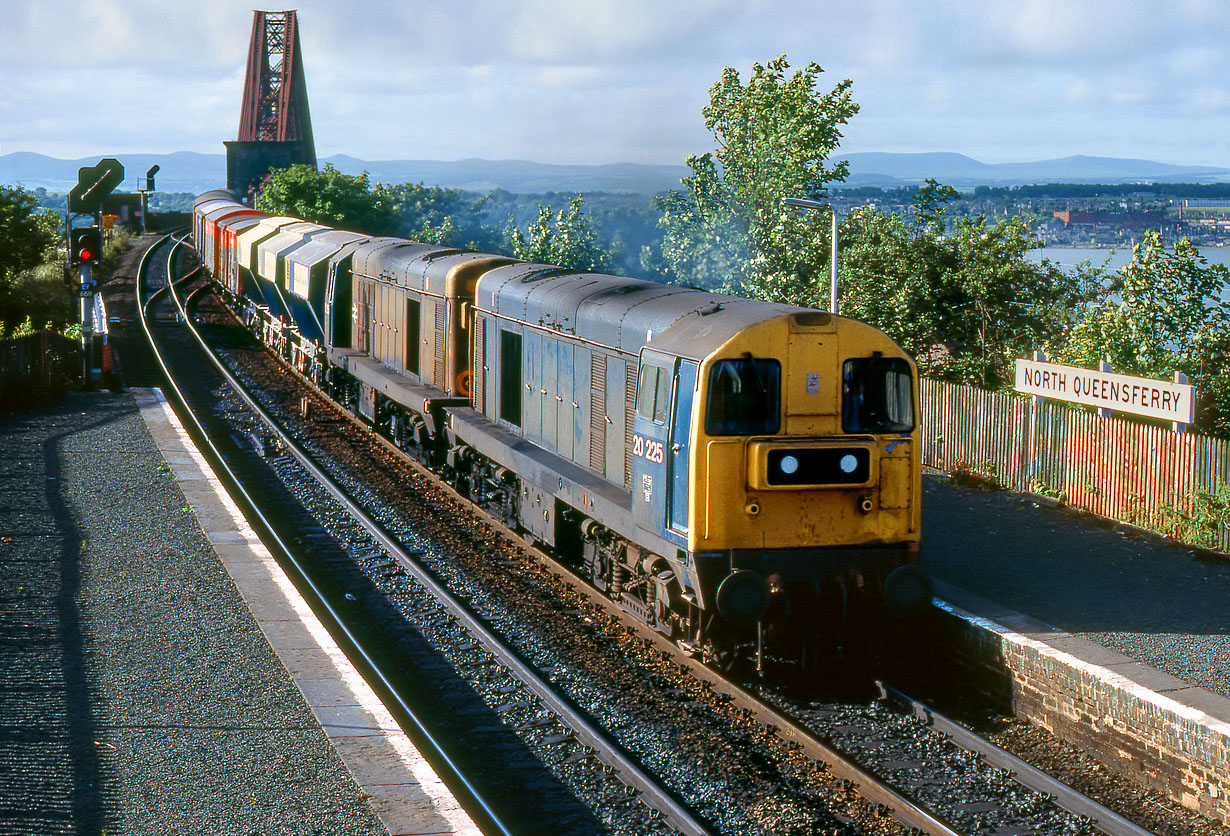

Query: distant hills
left=0, top=151, right=226, bottom=195
left=4, top=150, right=1230, bottom=196
left=840, top=152, right=1230, bottom=189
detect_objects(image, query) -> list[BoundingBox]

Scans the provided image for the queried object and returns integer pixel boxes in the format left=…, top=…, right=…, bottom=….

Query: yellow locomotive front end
left=684, top=310, right=928, bottom=658
left=695, top=311, right=919, bottom=551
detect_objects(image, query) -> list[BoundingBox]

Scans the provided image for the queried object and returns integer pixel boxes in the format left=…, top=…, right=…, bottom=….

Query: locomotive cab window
left=842, top=356, right=914, bottom=434
left=635, top=363, right=671, bottom=424
left=704, top=357, right=780, bottom=436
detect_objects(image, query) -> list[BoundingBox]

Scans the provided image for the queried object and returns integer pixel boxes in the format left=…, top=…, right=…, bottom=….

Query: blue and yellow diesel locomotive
left=193, top=191, right=931, bottom=667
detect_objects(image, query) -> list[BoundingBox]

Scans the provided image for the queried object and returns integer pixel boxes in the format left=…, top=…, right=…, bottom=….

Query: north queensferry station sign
left=1014, top=358, right=1195, bottom=424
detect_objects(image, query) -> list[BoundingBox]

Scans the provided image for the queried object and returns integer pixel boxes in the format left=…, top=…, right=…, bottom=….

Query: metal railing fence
left=920, top=377, right=1230, bottom=551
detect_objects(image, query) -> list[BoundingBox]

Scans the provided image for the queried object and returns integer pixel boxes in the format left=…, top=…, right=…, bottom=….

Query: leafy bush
left=1126, top=485, right=1230, bottom=551
left=949, top=461, right=1001, bottom=490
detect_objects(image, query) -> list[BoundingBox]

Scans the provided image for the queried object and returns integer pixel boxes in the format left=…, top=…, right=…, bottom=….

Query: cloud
left=5, top=0, right=1230, bottom=167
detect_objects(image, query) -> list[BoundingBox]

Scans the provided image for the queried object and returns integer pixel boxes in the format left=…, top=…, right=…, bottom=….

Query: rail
left=143, top=235, right=714, bottom=836
left=877, top=683, right=1154, bottom=836
left=138, top=234, right=517, bottom=836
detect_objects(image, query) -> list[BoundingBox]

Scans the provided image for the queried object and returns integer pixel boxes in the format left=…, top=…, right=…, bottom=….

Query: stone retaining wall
left=926, top=582, right=1230, bottom=824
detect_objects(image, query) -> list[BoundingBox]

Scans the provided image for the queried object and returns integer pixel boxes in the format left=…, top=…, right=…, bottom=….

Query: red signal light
left=70, top=227, right=102, bottom=266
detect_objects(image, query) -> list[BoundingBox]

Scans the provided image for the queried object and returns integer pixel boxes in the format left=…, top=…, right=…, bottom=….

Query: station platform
left=0, top=388, right=478, bottom=836
left=921, top=474, right=1230, bottom=822
left=923, top=475, right=1230, bottom=700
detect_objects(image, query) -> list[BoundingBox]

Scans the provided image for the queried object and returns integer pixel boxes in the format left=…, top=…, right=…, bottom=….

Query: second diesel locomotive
left=193, top=190, right=932, bottom=668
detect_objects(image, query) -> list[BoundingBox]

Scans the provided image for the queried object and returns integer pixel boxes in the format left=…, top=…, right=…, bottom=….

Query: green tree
left=257, top=164, right=393, bottom=232
left=377, top=182, right=499, bottom=251
left=909, top=179, right=961, bottom=231
left=839, top=187, right=1098, bottom=387
left=259, top=163, right=504, bottom=248
left=0, top=185, right=64, bottom=330
left=0, top=185, right=59, bottom=285
left=257, top=164, right=498, bottom=248
left=1056, top=232, right=1229, bottom=375
left=505, top=196, right=614, bottom=272
left=1051, top=232, right=1230, bottom=431
left=653, top=55, right=858, bottom=299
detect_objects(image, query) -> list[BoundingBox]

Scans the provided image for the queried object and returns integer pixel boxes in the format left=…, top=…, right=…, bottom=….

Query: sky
left=4, top=0, right=1230, bottom=168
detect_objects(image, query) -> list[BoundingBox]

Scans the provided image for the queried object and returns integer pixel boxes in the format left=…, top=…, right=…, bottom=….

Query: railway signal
left=70, top=227, right=102, bottom=266
left=68, top=158, right=125, bottom=214
left=138, top=165, right=159, bottom=233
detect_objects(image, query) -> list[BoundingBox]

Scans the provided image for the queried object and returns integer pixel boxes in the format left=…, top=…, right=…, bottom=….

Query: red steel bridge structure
left=226, top=9, right=317, bottom=197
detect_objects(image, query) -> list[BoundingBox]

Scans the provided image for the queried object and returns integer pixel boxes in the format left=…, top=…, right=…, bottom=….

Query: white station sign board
left=1014, top=358, right=1195, bottom=424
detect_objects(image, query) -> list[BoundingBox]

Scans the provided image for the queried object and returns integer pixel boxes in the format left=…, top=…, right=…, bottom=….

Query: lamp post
left=782, top=197, right=838, bottom=314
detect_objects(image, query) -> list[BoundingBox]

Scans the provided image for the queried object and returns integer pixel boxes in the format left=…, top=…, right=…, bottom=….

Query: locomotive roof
left=349, top=238, right=437, bottom=287
left=475, top=265, right=800, bottom=359
left=419, top=252, right=517, bottom=296
left=349, top=239, right=473, bottom=295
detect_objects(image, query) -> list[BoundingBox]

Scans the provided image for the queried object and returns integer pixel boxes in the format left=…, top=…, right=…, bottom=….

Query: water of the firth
left=1029, top=246, right=1230, bottom=272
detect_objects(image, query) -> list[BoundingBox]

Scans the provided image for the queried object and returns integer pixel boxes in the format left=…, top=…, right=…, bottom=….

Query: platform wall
left=922, top=585, right=1230, bottom=825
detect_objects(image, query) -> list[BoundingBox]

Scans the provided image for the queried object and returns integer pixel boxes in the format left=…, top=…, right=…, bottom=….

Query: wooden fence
left=920, top=377, right=1230, bottom=551
left=0, top=331, right=79, bottom=409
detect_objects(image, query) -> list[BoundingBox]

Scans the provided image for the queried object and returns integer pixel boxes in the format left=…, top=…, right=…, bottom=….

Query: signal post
left=67, top=159, right=124, bottom=389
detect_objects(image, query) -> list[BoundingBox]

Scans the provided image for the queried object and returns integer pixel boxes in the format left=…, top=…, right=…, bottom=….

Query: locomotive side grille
left=355, top=280, right=371, bottom=353
left=434, top=302, right=446, bottom=387
left=473, top=317, right=486, bottom=413
left=589, top=352, right=606, bottom=473
left=624, top=362, right=637, bottom=489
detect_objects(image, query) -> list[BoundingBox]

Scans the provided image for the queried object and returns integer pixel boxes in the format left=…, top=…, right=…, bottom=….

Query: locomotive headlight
left=753, top=443, right=874, bottom=488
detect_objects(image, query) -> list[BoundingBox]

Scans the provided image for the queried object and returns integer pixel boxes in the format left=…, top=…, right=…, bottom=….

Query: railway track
left=138, top=235, right=707, bottom=835
left=129, top=232, right=1173, bottom=836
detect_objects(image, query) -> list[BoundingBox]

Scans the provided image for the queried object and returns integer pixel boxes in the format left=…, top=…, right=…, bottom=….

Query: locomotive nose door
left=632, top=351, right=696, bottom=545
left=632, top=350, right=676, bottom=542
left=668, top=360, right=698, bottom=534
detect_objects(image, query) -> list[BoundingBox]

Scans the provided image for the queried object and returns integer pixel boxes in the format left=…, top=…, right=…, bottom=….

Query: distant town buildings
left=1051, top=209, right=1161, bottom=230
left=1176, top=200, right=1230, bottom=231
left=1045, top=202, right=1230, bottom=247
left=823, top=188, right=1230, bottom=249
